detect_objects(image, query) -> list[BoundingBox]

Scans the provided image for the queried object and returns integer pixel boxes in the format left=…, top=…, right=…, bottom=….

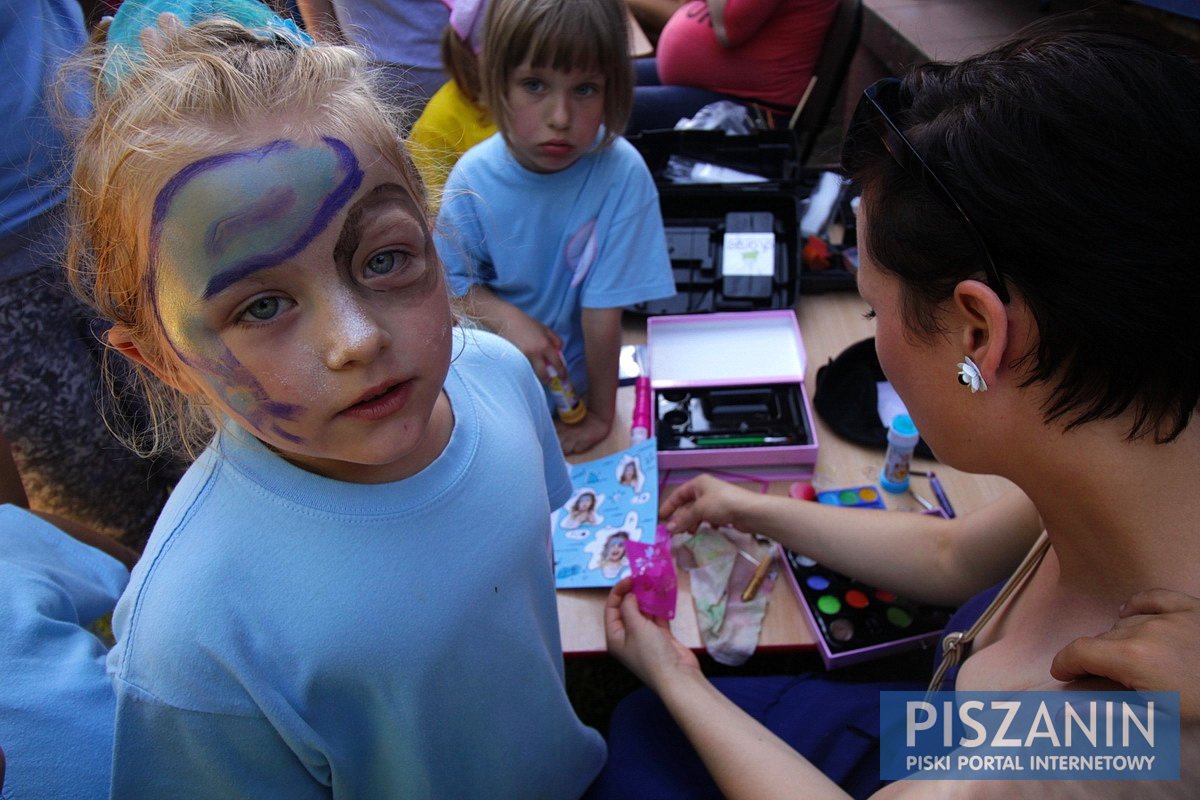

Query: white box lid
left=648, top=310, right=806, bottom=389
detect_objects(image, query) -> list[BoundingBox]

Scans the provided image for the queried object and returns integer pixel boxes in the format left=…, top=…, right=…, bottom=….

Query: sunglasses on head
left=842, top=77, right=1009, bottom=304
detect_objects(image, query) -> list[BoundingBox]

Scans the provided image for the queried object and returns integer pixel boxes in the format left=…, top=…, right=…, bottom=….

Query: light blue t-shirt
left=0, top=505, right=128, bottom=800
left=435, top=133, right=676, bottom=393
left=107, top=329, right=604, bottom=799
left=0, top=1, right=86, bottom=279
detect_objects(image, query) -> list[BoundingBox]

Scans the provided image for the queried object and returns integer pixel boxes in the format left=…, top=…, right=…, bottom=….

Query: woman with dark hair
left=594, top=19, right=1200, bottom=799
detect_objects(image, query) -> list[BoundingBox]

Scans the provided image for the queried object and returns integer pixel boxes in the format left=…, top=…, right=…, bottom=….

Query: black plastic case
left=628, top=129, right=858, bottom=315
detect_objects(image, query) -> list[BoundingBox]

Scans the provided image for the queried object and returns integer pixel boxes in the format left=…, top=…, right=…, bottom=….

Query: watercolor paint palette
left=815, top=485, right=887, bottom=510
left=781, top=539, right=956, bottom=668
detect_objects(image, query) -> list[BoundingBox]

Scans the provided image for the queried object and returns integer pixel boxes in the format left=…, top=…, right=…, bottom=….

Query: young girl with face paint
left=64, top=4, right=603, bottom=796
left=434, top=0, right=677, bottom=456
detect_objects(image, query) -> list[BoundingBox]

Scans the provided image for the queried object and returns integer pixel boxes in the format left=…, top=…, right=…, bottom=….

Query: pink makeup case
left=648, top=310, right=819, bottom=481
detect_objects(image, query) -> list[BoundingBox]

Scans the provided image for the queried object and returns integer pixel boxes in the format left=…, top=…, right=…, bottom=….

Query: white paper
left=722, top=232, right=775, bottom=277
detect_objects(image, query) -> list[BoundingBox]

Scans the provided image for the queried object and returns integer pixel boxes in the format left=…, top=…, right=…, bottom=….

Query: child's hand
left=555, top=412, right=611, bottom=456
left=659, top=474, right=754, bottom=534
left=494, top=306, right=564, bottom=384
left=1051, top=589, right=1200, bottom=720
left=605, top=578, right=700, bottom=691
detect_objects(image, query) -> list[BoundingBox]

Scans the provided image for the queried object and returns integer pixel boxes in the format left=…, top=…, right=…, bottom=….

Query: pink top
left=656, top=0, right=838, bottom=110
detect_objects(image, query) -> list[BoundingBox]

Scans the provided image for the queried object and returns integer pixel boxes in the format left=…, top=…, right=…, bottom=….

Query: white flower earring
left=957, top=356, right=988, bottom=393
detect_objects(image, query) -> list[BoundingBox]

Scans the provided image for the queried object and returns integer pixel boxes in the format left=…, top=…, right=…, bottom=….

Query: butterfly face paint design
left=149, top=138, right=363, bottom=440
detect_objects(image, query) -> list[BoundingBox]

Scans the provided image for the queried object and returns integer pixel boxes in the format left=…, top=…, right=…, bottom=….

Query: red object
left=802, top=235, right=831, bottom=271
left=789, top=481, right=817, bottom=501
left=845, top=589, right=870, bottom=609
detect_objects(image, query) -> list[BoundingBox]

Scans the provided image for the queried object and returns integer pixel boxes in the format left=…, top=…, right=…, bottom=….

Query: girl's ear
left=106, top=325, right=199, bottom=395
left=950, top=279, right=1011, bottom=388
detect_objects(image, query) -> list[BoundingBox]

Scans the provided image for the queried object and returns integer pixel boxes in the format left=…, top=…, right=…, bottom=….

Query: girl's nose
left=547, top=92, right=570, bottom=130
left=322, top=293, right=390, bottom=370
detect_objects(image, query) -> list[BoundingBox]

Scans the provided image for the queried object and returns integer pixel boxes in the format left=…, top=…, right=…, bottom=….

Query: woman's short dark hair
left=846, top=19, right=1200, bottom=442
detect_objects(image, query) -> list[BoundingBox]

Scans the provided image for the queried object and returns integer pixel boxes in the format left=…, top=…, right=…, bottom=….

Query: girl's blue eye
left=576, top=84, right=599, bottom=97
left=243, top=297, right=281, bottom=321
left=367, top=251, right=398, bottom=276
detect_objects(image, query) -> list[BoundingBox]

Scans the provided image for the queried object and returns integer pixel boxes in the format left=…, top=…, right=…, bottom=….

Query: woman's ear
left=106, top=325, right=198, bottom=394
left=951, top=279, right=1010, bottom=388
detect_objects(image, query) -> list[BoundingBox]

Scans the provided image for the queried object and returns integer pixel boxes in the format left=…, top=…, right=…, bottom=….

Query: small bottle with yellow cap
left=546, top=366, right=587, bottom=425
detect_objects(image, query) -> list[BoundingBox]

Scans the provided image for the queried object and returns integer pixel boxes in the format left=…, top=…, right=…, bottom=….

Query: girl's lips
left=539, top=141, right=573, bottom=157
left=341, top=380, right=412, bottom=421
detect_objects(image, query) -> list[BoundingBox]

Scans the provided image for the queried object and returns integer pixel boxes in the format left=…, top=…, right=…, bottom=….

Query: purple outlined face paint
left=143, top=132, right=455, bottom=483
left=149, top=137, right=363, bottom=438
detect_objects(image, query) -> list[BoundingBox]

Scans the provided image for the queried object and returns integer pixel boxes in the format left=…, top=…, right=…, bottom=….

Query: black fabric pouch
left=813, top=336, right=934, bottom=459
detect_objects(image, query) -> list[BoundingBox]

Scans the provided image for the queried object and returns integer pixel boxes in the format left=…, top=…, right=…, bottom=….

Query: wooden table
left=556, top=291, right=1015, bottom=656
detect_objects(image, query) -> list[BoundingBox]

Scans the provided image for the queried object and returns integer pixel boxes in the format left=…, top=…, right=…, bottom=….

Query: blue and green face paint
left=148, top=136, right=363, bottom=441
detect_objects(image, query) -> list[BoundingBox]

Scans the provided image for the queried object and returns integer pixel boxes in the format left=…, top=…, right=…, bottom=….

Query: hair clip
left=443, top=0, right=487, bottom=55
left=956, top=355, right=988, bottom=393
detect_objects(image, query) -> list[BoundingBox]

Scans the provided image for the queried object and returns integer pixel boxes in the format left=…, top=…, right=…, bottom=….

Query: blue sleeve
left=580, top=141, right=676, bottom=309
left=0, top=505, right=127, bottom=622
left=110, top=681, right=330, bottom=800
left=434, top=162, right=490, bottom=298
left=510, top=346, right=572, bottom=509
left=0, top=506, right=124, bottom=800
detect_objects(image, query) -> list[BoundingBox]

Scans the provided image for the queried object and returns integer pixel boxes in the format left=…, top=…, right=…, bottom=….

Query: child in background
left=435, top=0, right=676, bottom=456
left=67, top=3, right=604, bottom=796
left=408, top=0, right=497, bottom=207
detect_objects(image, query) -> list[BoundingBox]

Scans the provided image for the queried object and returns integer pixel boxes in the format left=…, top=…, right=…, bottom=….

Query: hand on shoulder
left=1052, top=589, right=1200, bottom=720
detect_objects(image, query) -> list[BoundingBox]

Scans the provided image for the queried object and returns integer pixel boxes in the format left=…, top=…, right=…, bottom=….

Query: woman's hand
left=605, top=578, right=701, bottom=690
left=1051, top=589, right=1200, bottom=720
left=659, top=473, right=756, bottom=534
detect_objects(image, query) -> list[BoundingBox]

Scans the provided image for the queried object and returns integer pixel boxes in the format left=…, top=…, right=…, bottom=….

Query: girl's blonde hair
left=480, top=0, right=633, bottom=148
left=63, top=20, right=427, bottom=459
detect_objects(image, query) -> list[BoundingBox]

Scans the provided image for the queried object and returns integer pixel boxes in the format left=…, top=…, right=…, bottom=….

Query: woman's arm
left=294, top=0, right=346, bottom=44
left=661, top=478, right=1040, bottom=606
left=605, top=580, right=851, bottom=799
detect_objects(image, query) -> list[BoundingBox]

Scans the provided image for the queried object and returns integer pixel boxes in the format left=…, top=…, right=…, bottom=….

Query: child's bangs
left=523, top=14, right=610, bottom=77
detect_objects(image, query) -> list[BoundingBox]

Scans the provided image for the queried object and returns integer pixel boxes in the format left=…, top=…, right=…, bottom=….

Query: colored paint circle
left=887, top=607, right=914, bottom=628
left=845, top=589, right=869, bottom=609
left=829, top=618, right=855, bottom=642
left=817, top=595, right=841, bottom=615
left=806, top=575, right=831, bottom=591
left=875, top=589, right=897, bottom=603
left=795, top=555, right=817, bottom=567
left=838, top=489, right=859, bottom=504
left=858, top=487, right=880, bottom=502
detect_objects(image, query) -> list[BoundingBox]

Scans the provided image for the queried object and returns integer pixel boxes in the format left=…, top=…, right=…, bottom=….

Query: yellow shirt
left=407, top=80, right=496, bottom=210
